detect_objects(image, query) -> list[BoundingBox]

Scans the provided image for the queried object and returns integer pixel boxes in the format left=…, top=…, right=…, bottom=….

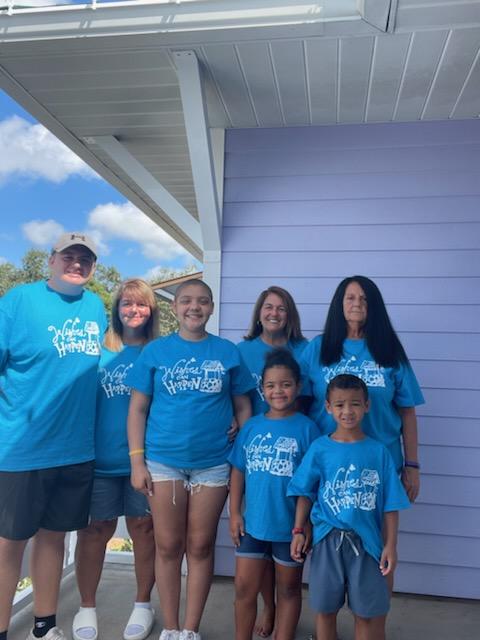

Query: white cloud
left=88, top=202, right=191, bottom=262
left=21, top=218, right=110, bottom=255
left=0, top=116, right=98, bottom=184
left=0, top=257, right=6, bottom=265
left=22, top=219, right=65, bottom=246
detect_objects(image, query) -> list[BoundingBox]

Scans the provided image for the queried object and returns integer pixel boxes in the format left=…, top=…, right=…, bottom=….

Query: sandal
left=72, top=608, right=98, bottom=640
left=123, top=606, right=155, bottom=640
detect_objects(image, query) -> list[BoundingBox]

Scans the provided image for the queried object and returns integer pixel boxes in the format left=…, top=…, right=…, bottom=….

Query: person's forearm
left=233, top=394, right=252, bottom=428
left=400, top=406, right=419, bottom=462
left=383, top=511, right=399, bottom=548
left=127, top=391, right=150, bottom=455
left=229, top=467, right=245, bottom=516
left=294, top=496, right=312, bottom=529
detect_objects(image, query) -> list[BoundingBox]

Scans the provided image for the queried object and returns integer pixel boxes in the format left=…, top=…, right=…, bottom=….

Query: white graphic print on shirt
left=323, top=356, right=386, bottom=387
left=245, top=432, right=299, bottom=477
left=100, top=363, right=133, bottom=399
left=48, top=318, right=101, bottom=358
left=323, top=464, right=380, bottom=516
left=159, top=358, right=226, bottom=395
left=252, top=372, right=264, bottom=401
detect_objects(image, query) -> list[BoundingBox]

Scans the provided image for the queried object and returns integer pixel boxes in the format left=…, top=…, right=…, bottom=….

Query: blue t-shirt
left=95, top=345, right=142, bottom=477
left=237, top=336, right=309, bottom=415
left=288, top=435, right=410, bottom=561
left=128, top=332, right=255, bottom=468
left=228, top=412, right=319, bottom=542
left=0, top=280, right=107, bottom=471
left=300, top=336, right=425, bottom=470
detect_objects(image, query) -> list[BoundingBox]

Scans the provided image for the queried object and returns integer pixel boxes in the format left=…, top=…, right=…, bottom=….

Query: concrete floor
left=10, top=563, right=480, bottom=640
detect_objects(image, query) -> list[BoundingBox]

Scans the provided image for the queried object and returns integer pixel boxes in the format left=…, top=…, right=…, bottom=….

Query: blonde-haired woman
left=73, top=279, right=159, bottom=640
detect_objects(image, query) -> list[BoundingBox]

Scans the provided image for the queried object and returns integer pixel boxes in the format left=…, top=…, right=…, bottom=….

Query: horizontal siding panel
left=400, top=504, right=480, bottom=538
left=419, top=445, right=480, bottom=477
left=413, top=361, right=480, bottom=390
left=222, top=224, right=480, bottom=252
left=223, top=196, right=480, bottom=226
left=224, top=173, right=480, bottom=202
left=221, top=250, right=480, bottom=278
left=221, top=277, right=480, bottom=304
left=398, top=532, right=480, bottom=569
left=395, top=563, right=480, bottom=599
left=418, top=475, right=480, bottom=508
left=399, top=333, right=480, bottom=361
left=225, top=144, right=480, bottom=177
left=421, top=388, right=480, bottom=419
left=226, top=121, right=480, bottom=152
left=419, top=416, right=480, bottom=447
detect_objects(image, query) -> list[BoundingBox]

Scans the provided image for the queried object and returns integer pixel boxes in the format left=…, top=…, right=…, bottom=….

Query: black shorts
left=0, top=461, right=95, bottom=540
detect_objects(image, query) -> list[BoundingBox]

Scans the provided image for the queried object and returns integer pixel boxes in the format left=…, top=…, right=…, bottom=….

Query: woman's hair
left=321, top=275, right=409, bottom=368
left=245, top=286, right=305, bottom=343
left=104, top=278, right=160, bottom=352
left=326, top=373, right=369, bottom=402
left=174, top=279, right=213, bottom=301
left=261, top=348, right=301, bottom=384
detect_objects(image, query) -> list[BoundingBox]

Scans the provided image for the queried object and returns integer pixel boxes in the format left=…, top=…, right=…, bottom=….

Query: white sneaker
left=124, top=606, right=155, bottom=640
left=159, top=631, right=180, bottom=640
left=179, top=631, right=201, bottom=640
left=26, top=628, right=66, bottom=640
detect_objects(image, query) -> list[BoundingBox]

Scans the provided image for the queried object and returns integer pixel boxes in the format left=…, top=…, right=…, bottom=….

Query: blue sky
left=0, top=88, right=200, bottom=280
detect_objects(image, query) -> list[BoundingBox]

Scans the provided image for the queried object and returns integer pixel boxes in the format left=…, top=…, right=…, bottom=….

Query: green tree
left=20, top=249, right=49, bottom=282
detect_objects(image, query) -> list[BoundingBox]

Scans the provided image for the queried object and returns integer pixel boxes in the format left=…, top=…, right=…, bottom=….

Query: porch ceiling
left=0, top=0, right=479, bottom=258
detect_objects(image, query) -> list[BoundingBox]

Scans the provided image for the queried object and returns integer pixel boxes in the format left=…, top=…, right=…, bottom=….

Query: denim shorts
left=90, top=475, right=150, bottom=521
left=309, top=529, right=390, bottom=618
left=146, top=459, right=230, bottom=492
left=235, top=532, right=302, bottom=568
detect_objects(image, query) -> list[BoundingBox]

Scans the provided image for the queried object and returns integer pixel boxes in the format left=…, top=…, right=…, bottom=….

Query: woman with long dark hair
left=301, top=276, right=424, bottom=501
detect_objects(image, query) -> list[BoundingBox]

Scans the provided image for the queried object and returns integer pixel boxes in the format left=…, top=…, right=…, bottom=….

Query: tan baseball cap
left=53, top=232, right=97, bottom=259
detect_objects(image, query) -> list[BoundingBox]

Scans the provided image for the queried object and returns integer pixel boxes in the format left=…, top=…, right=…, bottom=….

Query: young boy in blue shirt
left=288, top=374, right=410, bottom=640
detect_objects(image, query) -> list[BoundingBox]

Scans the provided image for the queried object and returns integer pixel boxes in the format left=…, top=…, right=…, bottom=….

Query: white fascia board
left=0, top=1, right=367, bottom=43
left=173, top=50, right=221, bottom=253
left=0, top=62, right=202, bottom=260
left=92, top=135, right=203, bottom=252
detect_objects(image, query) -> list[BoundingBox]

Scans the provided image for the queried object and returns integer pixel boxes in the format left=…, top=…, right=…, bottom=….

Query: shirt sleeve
left=287, top=442, right=319, bottom=502
left=393, top=361, right=425, bottom=407
left=230, top=345, right=257, bottom=396
left=127, top=344, right=156, bottom=396
left=382, top=447, right=411, bottom=513
left=298, top=339, right=317, bottom=399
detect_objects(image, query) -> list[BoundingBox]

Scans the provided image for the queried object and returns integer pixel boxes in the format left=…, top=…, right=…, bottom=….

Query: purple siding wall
left=218, top=120, right=480, bottom=599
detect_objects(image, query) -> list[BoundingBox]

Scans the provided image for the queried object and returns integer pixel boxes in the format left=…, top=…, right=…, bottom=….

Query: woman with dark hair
left=239, top=286, right=308, bottom=416
left=237, top=286, right=309, bottom=638
left=301, top=276, right=424, bottom=502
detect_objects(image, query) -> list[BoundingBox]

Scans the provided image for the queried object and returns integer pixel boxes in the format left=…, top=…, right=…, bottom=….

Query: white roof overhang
left=0, top=0, right=478, bottom=259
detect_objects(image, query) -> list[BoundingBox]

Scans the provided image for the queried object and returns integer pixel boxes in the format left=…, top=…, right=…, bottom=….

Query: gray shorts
left=90, top=475, right=150, bottom=521
left=309, top=529, right=390, bottom=618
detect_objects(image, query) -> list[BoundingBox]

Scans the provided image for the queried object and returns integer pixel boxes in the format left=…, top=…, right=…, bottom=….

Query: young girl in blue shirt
left=127, top=279, right=253, bottom=640
left=229, top=349, right=318, bottom=640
